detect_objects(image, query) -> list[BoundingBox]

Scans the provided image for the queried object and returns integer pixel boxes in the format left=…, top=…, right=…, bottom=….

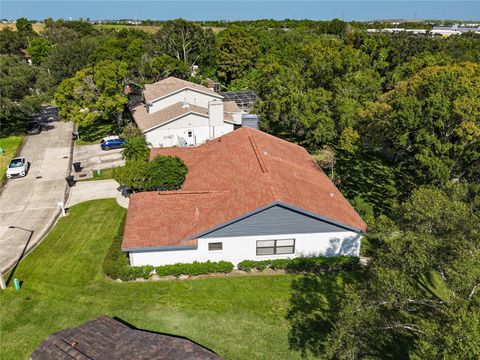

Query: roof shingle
left=31, top=316, right=222, bottom=360
left=143, top=77, right=221, bottom=103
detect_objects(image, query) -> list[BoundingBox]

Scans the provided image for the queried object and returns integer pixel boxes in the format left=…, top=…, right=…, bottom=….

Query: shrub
left=102, top=218, right=154, bottom=281
left=237, top=256, right=360, bottom=273
left=113, top=155, right=188, bottom=191
left=155, top=261, right=234, bottom=277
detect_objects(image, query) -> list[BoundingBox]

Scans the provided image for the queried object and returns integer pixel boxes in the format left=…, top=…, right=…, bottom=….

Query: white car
left=6, top=157, right=28, bottom=178
left=101, top=135, right=120, bottom=143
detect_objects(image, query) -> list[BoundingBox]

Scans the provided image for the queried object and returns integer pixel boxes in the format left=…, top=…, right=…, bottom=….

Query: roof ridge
left=248, top=135, right=268, bottom=173
left=248, top=133, right=282, bottom=201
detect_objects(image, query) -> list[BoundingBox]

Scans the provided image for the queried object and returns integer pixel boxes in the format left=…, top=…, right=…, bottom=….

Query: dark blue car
left=100, top=138, right=126, bottom=150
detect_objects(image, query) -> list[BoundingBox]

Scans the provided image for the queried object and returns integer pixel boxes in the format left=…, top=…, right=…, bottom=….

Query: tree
left=361, top=63, right=480, bottom=191
left=113, top=155, right=188, bottom=191
left=120, top=122, right=144, bottom=140
left=0, top=55, right=43, bottom=136
left=288, top=186, right=480, bottom=359
left=27, top=37, right=51, bottom=65
left=0, top=28, right=27, bottom=55
left=121, top=136, right=149, bottom=161
left=43, top=37, right=98, bottom=84
left=15, top=18, right=33, bottom=34
left=54, top=60, right=128, bottom=126
left=149, top=55, right=190, bottom=81
left=217, top=26, right=260, bottom=84
left=155, top=19, right=215, bottom=65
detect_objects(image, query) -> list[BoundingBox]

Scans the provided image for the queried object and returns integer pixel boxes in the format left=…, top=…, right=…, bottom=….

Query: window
left=187, top=131, right=193, bottom=137
left=256, top=239, right=295, bottom=256
left=208, top=242, right=223, bottom=251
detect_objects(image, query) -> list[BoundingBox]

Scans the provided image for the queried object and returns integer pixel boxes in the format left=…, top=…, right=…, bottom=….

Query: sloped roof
left=132, top=102, right=208, bottom=132
left=143, top=77, right=222, bottom=103
left=223, top=100, right=242, bottom=113
left=123, top=128, right=367, bottom=250
left=31, top=316, right=222, bottom=360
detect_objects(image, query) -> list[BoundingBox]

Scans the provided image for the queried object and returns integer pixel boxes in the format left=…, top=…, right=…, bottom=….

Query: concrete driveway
left=0, top=108, right=73, bottom=273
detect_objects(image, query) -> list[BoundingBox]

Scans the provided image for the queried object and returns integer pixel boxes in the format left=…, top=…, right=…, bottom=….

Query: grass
left=0, top=199, right=353, bottom=359
left=77, top=167, right=117, bottom=181
left=0, top=23, right=225, bottom=34
left=0, top=136, right=24, bottom=184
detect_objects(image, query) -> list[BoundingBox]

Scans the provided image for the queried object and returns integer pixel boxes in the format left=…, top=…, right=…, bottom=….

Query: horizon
left=2, top=1, right=480, bottom=22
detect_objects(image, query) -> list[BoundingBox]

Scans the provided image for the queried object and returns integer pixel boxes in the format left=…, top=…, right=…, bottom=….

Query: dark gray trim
left=123, top=245, right=197, bottom=253
left=188, top=201, right=363, bottom=240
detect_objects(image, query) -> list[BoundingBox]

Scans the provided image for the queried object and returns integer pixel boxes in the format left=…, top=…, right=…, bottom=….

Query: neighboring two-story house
left=131, top=77, right=243, bottom=147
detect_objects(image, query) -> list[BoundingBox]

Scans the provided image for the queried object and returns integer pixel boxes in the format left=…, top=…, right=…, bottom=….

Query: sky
left=1, top=1, right=480, bottom=22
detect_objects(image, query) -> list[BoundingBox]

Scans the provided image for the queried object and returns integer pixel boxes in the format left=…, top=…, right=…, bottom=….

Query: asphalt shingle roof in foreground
left=31, top=316, right=222, bottom=360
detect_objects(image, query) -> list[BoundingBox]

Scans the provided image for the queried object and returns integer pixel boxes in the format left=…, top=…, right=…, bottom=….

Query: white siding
left=149, top=89, right=220, bottom=113
left=145, top=112, right=233, bottom=148
left=128, top=231, right=362, bottom=267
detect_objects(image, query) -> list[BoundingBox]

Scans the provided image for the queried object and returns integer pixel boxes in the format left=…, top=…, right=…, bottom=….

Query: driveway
left=0, top=108, right=73, bottom=273
left=66, top=179, right=129, bottom=209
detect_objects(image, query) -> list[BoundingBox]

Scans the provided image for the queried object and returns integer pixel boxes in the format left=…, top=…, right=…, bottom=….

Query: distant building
left=431, top=24, right=480, bottom=36
left=130, top=77, right=243, bottom=147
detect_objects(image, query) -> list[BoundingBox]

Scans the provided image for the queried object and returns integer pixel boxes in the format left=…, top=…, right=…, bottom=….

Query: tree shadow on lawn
left=286, top=272, right=351, bottom=357
left=286, top=272, right=412, bottom=359
left=77, top=122, right=117, bottom=144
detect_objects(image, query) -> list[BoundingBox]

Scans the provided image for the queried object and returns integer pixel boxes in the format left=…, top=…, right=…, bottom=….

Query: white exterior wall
left=145, top=113, right=234, bottom=147
left=149, top=89, right=220, bottom=113
left=128, top=231, right=362, bottom=267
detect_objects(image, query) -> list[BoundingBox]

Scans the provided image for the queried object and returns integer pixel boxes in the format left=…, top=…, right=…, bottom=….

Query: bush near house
left=238, top=256, right=360, bottom=272
left=155, top=261, right=234, bottom=277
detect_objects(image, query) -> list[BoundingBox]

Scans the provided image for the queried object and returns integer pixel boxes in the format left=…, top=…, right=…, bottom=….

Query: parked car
left=101, top=138, right=126, bottom=150
left=6, top=157, right=28, bottom=178
left=25, top=121, right=42, bottom=135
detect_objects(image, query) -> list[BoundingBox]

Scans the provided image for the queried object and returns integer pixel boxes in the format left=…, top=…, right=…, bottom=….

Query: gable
left=199, top=204, right=354, bottom=239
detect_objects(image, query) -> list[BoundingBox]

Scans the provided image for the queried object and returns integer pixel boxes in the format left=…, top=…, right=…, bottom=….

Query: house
left=30, top=316, right=222, bottom=360
left=122, top=128, right=367, bottom=267
left=131, top=77, right=243, bottom=148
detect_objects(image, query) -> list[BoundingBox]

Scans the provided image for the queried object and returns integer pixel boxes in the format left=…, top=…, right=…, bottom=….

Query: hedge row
left=102, top=227, right=155, bottom=281
left=238, top=256, right=360, bottom=272
left=155, top=261, right=234, bottom=277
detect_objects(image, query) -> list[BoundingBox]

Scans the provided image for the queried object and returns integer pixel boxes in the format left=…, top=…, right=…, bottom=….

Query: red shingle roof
left=122, top=128, right=366, bottom=250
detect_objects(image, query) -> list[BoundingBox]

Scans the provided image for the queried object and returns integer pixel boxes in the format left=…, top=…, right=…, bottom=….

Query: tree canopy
left=54, top=60, right=128, bottom=126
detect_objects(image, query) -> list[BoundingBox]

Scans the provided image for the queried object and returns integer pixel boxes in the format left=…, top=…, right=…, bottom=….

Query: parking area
left=72, top=144, right=125, bottom=179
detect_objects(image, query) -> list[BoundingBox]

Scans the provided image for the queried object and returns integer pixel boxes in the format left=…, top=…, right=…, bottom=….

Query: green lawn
left=0, top=199, right=353, bottom=359
left=77, top=167, right=117, bottom=182
left=0, top=136, right=23, bottom=184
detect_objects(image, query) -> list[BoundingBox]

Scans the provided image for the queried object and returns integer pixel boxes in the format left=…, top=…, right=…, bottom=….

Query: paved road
left=0, top=108, right=73, bottom=273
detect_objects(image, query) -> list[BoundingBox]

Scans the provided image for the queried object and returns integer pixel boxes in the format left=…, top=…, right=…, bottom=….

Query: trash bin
left=72, top=131, right=79, bottom=140
left=65, top=175, right=76, bottom=187
left=73, top=162, right=82, bottom=172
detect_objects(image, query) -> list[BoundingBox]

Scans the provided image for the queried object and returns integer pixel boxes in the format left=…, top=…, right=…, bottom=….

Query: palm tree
left=121, top=136, right=149, bottom=161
